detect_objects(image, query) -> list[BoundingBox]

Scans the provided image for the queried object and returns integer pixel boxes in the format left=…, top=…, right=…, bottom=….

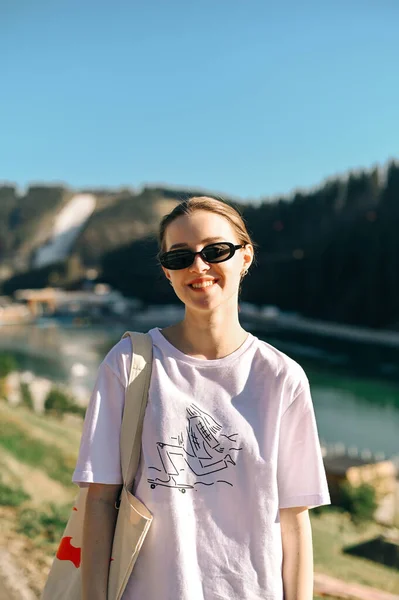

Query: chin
left=177, top=286, right=237, bottom=313
left=180, top=294, right=216, bottom=312
left=189, top=294, right=230, bottom=315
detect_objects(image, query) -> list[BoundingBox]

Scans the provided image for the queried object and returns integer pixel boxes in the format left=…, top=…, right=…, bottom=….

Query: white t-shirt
left=73, top=327, right=330, bottom=600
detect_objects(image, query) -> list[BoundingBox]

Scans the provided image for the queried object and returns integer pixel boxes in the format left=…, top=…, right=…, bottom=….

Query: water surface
left=1, top=321, right=398, bottom=459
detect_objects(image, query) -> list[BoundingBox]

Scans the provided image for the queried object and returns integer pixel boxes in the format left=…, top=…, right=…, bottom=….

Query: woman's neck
left=161, top=308, right=248, bottom=360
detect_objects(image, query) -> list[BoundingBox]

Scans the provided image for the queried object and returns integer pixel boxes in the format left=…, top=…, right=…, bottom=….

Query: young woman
left=73, top=196, right=330, bottom=600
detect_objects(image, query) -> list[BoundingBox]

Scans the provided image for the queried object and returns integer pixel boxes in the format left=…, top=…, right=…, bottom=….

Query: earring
left=241, top=269, right=248, bottom=278
left=169, top=280, right=173, bottom=286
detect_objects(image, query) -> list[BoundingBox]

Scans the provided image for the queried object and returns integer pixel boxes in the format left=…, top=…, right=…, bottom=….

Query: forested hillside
left=242, top=163, right=399, bottom=328
left=1, top=161, right=399, bottom=328
left=101, top=162, right=399, bottom=328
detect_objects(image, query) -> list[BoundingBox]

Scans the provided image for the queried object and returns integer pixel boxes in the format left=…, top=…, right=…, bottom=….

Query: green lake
left=0, top=320, right=398, bottom=459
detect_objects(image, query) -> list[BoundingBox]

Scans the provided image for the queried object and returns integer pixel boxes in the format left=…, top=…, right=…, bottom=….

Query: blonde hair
left=158, top=196, right=255, bottom=255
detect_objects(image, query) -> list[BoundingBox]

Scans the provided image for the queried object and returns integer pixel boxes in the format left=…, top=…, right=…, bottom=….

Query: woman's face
left=162, top=210, right=253, bottom=314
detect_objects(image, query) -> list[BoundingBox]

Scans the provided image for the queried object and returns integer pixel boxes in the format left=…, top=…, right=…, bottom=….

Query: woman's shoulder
left=101, top=336, right=133, bottom=389
left=253, top=336, right=308, bottom=388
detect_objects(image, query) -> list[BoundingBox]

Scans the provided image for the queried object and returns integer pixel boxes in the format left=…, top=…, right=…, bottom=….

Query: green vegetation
left=0, top=401, right=79, bottom=592
left=1, top=186, right=178, bottom=294
left=0, top=400, right=398, bottom=594
left=1, top=163, right=399, bottom=330
left=0, top=477, right=30, bottom=507
left=0, top=353, right=17, bottom=378
left=20, top=381, right=34, bottom=410
left=99, top=162, right=399, bottom=330
left=0, top=416, right=76, bottom=486
left=44, top=387, right=85, bottom=419
left=311, top=508, right=399, bottom=594
left=18, top=503, right=70, bottom=545
left=17, top=408, right=82, bottom=449
left=312, top=483, right=379, bottom=526
left=338, top=482, right=378, bottom=524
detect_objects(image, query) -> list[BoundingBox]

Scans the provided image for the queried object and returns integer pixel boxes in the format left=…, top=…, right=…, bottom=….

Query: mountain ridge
left=2, top=160, right=399, bottom=328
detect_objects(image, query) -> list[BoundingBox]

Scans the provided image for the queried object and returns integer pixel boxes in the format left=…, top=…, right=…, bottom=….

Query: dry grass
left=1, top=399, right=398, bottom=598
left=311, top=508, right=399, bottom=594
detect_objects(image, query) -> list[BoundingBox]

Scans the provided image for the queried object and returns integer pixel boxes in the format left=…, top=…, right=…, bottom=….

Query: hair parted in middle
left=158, top=196, right=256, bottom=259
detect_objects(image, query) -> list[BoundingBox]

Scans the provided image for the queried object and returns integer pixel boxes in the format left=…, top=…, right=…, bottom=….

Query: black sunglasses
left=159, top=242, right=246, bottom=270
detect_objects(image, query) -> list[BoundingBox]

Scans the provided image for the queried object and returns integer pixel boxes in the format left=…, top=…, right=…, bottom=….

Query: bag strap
left=120, top=331, right=153, bottom=488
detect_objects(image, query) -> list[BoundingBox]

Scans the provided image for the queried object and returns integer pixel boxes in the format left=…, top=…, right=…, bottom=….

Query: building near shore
left=13, top=285, right=141, bottom=319
left=322, top=445, right=398, bottom=526
left=324, top=453, right=397, bottom=502
left=0, top=296, right=35, bottom=325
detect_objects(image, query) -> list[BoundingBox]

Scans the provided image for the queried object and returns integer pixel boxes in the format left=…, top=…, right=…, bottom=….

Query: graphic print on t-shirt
left=148, top=403, right=242, bottom=493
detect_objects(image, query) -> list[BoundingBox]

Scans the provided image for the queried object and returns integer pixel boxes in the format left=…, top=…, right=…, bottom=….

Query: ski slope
left=34, top=194, right=96, bottom=268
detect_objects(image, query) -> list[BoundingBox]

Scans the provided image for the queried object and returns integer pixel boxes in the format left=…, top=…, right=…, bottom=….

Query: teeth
left=191, top=281, right=215, bottom=289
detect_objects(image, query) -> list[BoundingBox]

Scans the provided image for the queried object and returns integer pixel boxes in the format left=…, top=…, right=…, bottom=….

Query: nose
left=188, top=253, right=210, bottom=273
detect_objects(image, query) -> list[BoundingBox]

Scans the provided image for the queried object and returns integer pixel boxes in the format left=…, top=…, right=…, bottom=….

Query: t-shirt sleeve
left=277, top=377, right=330, bottom=509
left=72, top=361, right=125, bottom=486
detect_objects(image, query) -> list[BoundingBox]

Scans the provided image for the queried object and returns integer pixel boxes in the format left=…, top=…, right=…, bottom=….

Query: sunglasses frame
left=159, top=242, right=246, bottom=270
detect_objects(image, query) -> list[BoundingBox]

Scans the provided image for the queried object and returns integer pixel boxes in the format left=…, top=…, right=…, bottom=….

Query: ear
left=242, top=244, right=254, bottom=272
left=162, top=266, right=172, bottom=282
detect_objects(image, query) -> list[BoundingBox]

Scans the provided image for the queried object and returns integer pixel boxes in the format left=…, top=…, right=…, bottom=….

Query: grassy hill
left=0, top=401, right=80, bottom=597
left=1, top=399, right=398, bottom=597
left=0, top=185, right=179, bottom=293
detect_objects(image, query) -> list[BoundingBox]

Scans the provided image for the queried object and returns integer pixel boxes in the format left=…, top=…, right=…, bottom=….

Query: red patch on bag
left=56, top=537, right=81, bottom=568
left=72, top=507, right=78, bottom=511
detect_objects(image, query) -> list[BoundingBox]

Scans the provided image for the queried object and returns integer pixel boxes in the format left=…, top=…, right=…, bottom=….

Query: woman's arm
left=280, top=506, right=313, bottom=600
left=81, top=483, right=122, bottom=600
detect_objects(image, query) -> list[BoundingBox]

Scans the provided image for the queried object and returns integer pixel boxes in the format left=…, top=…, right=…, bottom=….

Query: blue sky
left=1, top=0, right=398, bottom=201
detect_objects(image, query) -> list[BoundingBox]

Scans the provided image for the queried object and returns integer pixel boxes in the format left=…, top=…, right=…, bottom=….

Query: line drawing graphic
left=148, top=404, right=242, bottom=493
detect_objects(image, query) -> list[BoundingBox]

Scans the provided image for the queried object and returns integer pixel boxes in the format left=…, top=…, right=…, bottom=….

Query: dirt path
left=0, top=558, right=398, bottom=600
left=0, top=507, right=51, bottom=599
left=314, top=572, right=399, bottom=600
left=0, top=549, right=36, bottom=600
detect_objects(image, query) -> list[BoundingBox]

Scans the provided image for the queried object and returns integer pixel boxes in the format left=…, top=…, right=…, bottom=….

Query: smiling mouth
left=189, top=280, right=218, bottom=290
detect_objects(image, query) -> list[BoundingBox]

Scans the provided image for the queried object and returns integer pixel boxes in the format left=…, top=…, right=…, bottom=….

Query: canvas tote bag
left=41, top=331, right=153, bottom=600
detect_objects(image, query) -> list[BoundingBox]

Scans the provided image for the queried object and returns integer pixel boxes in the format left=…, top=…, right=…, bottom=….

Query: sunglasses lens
left=203, top=243, right=232, bottom=262
left=161, top=250, right=193, bottom=270
left=160, top=243, right=236, bottom=270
